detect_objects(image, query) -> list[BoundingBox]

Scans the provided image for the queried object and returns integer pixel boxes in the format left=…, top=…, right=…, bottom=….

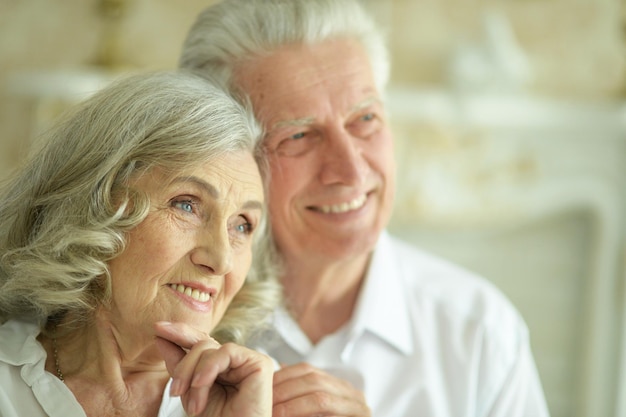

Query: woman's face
left=105, top=150, right=264, bottom=340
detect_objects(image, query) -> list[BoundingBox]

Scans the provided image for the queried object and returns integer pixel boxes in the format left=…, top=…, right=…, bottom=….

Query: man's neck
left=281, top=252, right=371, bottom=344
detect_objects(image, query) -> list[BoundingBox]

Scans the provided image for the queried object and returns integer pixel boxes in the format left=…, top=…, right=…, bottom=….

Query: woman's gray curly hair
left=0, top=70, right=281, bottom=344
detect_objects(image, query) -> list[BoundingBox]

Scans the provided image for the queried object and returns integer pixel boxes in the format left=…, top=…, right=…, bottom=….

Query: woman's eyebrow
left=241, top=200, right=264, bottom=212
left=171, top=176, right=264, bottom=212
left=172, top=176, right=219, bottom=199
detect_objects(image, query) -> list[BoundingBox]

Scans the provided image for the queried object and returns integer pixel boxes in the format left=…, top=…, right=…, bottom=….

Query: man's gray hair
left=179, top=0, right=390, bottom=94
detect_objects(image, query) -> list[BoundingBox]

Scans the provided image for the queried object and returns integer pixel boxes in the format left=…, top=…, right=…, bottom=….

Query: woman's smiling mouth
left=168, top=283, right=212, bottom=302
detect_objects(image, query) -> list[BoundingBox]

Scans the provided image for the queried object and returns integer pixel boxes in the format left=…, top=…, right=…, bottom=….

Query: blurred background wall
left=1, top=1, right=625, bottom=416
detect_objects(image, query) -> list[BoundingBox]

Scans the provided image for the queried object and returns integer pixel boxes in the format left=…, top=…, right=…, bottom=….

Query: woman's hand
left=154, top=321, right=273, bottom=417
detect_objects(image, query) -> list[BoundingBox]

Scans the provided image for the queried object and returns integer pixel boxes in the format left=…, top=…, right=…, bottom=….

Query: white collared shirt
left=249, top=231, right=550, bottom=417
left=0, top=319, right=185, bottom=417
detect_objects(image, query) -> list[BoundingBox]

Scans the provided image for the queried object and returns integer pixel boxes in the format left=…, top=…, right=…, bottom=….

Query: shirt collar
left=347, top=231, right=414, bottom=356
left=0, top=319, right=44, bottom=367
left=268, top=231, right=415, bottom=357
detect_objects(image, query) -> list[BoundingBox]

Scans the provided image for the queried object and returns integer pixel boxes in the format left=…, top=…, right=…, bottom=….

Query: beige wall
left=379, top=0, right=626, bottom=98
left=0, top=0, right=217, bottom=178
left=1, top=0, right=624, bottom=178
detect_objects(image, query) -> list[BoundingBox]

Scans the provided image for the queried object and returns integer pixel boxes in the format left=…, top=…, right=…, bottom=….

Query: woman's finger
left=153, top=321, right=220, bottom=350
left=154, top=336, right=186, bottom=375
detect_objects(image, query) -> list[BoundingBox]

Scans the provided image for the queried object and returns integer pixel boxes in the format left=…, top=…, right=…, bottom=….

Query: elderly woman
left=0, top=71, right=280, bottom=417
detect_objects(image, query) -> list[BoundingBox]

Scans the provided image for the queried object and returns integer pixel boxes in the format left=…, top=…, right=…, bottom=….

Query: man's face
left=235, top=39, right=396, bottom=265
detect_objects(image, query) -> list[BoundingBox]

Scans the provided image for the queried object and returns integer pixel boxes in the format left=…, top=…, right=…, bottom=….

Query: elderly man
left=179, top=0, right=550, bottom=416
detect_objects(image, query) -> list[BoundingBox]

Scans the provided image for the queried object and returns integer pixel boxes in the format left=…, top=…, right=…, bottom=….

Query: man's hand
left=273, top=363, right=371, bottom=417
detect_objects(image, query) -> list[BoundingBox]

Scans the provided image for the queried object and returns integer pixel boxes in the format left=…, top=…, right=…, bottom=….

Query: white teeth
left=169, top=284, right=211, bottom=302
left=318, top=194, right=367, bottom=214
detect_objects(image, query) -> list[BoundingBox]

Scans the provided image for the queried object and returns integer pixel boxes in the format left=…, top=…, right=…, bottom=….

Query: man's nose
left=190, top=224, right=234, bottom=276
left=318, top=128, right=368, bottom=186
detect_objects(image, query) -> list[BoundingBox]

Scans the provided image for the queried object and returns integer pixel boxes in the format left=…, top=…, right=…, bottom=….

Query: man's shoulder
left=379, top=233, right=493, bottom=289
left=379, top=233, right=526, bottom=334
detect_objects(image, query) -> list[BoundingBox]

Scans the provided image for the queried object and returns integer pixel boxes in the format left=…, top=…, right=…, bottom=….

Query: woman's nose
left=190, top=224, right=233, bottom=276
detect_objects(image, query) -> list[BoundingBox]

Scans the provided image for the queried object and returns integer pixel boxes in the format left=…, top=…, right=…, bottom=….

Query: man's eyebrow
left=266, top=96, right=382, bottom=133
left=351, top=96, right=381, bottom=112
left=270, top=116, right=316, bottom=131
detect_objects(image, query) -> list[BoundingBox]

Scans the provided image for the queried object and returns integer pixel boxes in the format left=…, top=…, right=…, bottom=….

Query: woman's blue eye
left=290, top=132, right=305, bottom=140
left=236, top=221, right=253, bottom=234
left=173, top=200, right=194, bottom=213
left=361, top=113, right=374, bottom=121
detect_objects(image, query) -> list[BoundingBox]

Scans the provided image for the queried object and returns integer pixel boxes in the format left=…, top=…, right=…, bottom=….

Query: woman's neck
left=40, top=314, right=171, bottom=415
left=43, top=314, right=167, bottom=381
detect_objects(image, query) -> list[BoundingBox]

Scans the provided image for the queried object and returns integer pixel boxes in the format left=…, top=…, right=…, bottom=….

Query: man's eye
left=349, top=112, right=381, bottom=137
left=265, top=129, right=320, bottom=157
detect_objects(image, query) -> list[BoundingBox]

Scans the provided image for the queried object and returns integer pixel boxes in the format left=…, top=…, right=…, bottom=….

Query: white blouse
left=0, top=320, right=185, bottom=417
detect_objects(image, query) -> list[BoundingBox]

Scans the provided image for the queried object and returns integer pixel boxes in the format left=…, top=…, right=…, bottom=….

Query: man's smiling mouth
left=311, top=194, right=367, bottom=214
